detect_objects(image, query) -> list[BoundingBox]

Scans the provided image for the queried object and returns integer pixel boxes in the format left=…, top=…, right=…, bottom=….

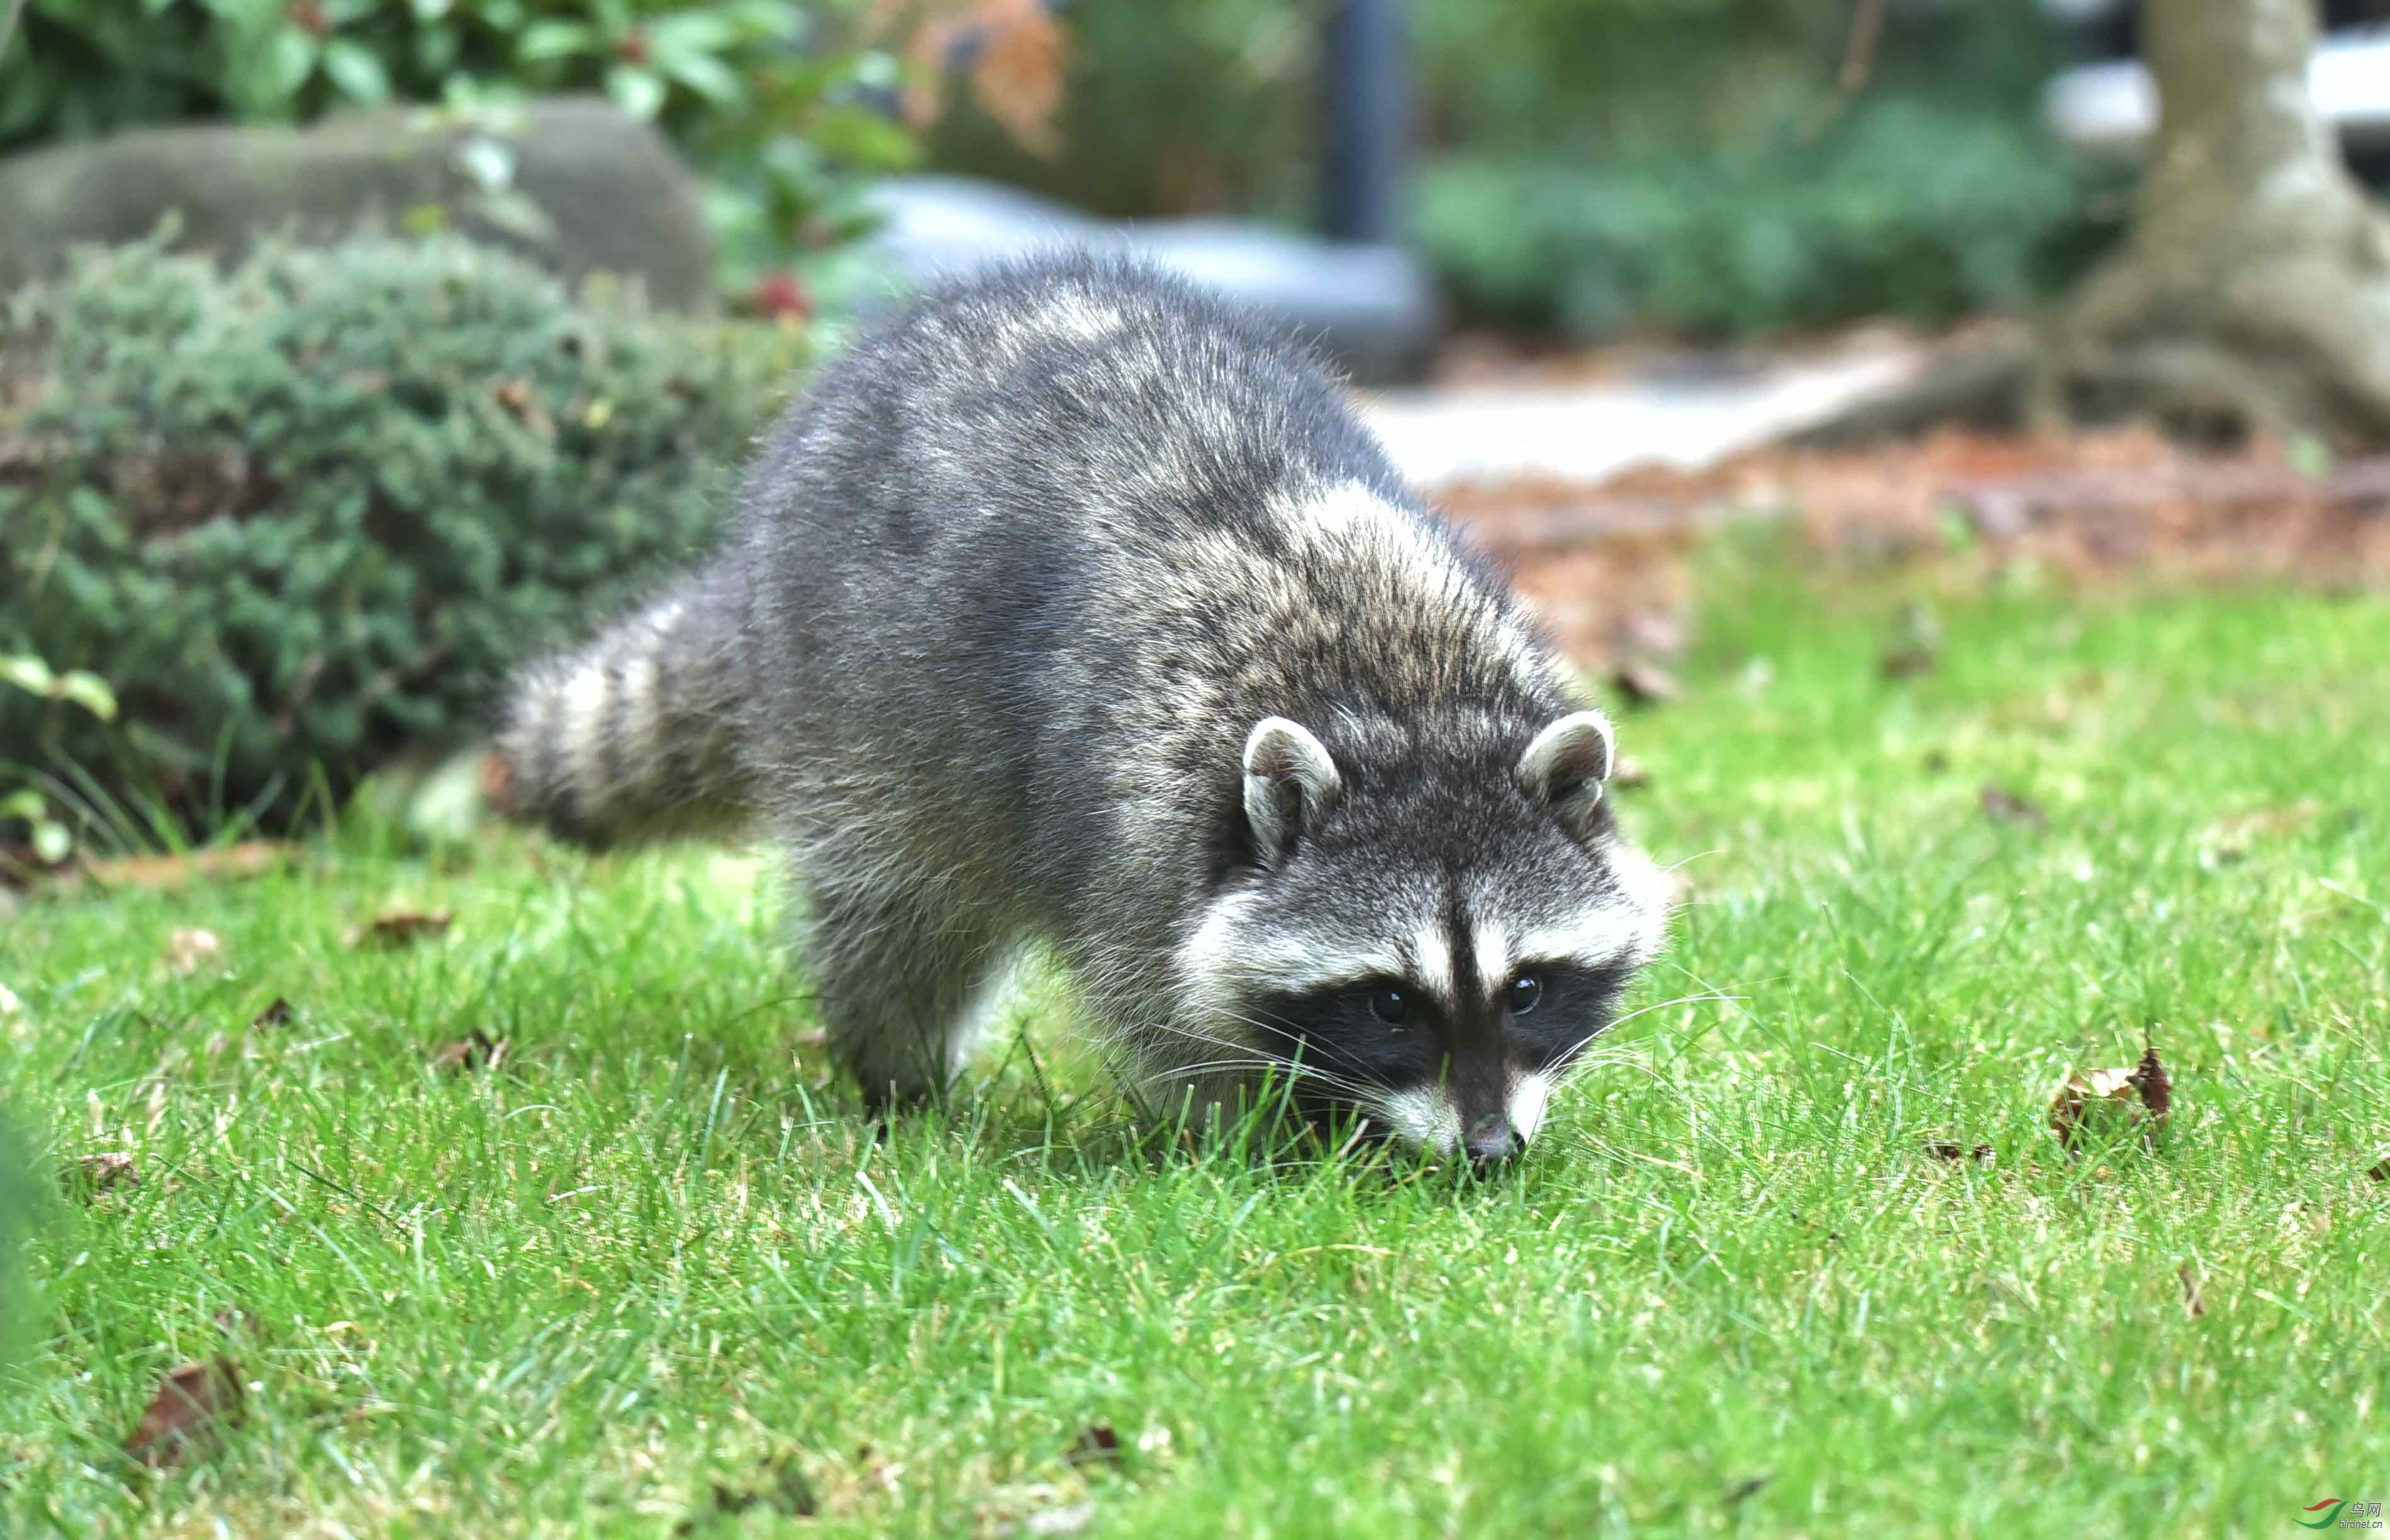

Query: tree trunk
left=1807, top=0, right=2390, bottom=450
left=2038, top=0, right=2390, bottom=445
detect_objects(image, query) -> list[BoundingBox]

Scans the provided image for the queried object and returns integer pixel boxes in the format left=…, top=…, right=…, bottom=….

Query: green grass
left=4, top=559, right=2387, bottom=1536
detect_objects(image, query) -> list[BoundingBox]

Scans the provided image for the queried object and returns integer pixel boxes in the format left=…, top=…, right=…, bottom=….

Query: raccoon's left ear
left=1243, top=716, right=1342, bottom=866
left=1519, top=710, right=1616, bottom=838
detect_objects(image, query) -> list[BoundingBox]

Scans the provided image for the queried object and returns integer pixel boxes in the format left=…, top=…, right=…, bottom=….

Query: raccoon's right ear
left=1519, top=710, right=1616, bottom=839
left=1242, top=716, right=1342, bottom=866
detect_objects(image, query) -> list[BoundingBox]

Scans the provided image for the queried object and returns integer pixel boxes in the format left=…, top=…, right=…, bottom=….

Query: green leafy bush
left=0, top=1, right=917, bottom=289
left=1418, top=96, right=2112, bottom=341
left=1409, top=0, right=2111, bottom=340
left=913, top=0, right=2105, bottom=340
left=0, top=235, right=795, bottom=823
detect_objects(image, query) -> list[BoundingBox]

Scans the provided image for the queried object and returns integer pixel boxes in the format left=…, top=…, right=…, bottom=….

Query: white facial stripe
left=1410, top=925, right=1455, bottom=1004
left=1470, top=918, right=1511, bottom=996
left=1179, top=895, right=1411, bottom=998
left=1373, top=1088, right=1461, bottom=1154
left=1514, top=905, right=1658, bottom=974
left=1507, top=1071, right=1555, bottom=1143
left=1178, top=890, right=1257, bottom=992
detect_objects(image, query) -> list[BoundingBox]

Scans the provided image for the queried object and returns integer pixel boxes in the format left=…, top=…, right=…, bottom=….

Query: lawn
left=3, top=553, right=2386, bottom=1537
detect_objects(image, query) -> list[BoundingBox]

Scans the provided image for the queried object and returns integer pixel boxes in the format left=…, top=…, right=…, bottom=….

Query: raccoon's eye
left=1505, top=975, right=1544, bottom=1016
left=1367, top=986, right=1412, bottom=1027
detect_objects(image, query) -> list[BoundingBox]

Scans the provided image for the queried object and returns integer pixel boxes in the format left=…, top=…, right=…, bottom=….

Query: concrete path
left=1354, top=346, right=1920, bottom=489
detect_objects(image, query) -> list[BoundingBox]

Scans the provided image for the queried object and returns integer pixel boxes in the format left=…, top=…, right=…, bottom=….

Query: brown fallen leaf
left=162, top=928, right=223, bottom=976
left=1724, top=1473, right=1772, bottom=1505
left=675, top=1454, right=818, bottom=1534
left=1609, top=754, right=1652, bottom=791
left=1611, top=661, right=1679, bottom=706
left=1879, top=644, right=1938, bottom=680
left=2132, top=1041, right=2171, bottom=1124
left=1923, top=1141, right=1995, bottom=1166
left=1066, top=1424, right=1122, bottom=1468
left=2368, top=1157, right=2389, bottom=1183
left=2051, top=1042, right=2170, bottom=1154
left=123, top=1357, right=243, bottom=1469
left=1980, top=784, right=2048, bottom=829
left=345, top=906, right=453, bottom=949
left=2207, top=800, right=2321, bottom=845
left=250, top=996, right=294, bottom=1029
left=67, top=1152, right=140, bottom=1193
left=2178, top=1263, right=2206, bottom=1318
left=432, top=1028, right=508, bottom=1073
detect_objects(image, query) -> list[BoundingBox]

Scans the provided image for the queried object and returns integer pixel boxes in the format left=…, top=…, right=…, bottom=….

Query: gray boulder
left=0, top=97, right=716, bottom=310
left=856, top=176, right=1442, bottom=384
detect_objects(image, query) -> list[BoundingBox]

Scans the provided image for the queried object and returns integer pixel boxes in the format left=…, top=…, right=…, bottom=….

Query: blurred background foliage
left=1410, top=0, right=2117, bottom=338
left=926, top=0, right=2118, bottom=341
left=0, top=0, right=922, bottom=299
left=0, top=0, right=2121, bottom=834
left=0, top=0, right=2111, bottom=340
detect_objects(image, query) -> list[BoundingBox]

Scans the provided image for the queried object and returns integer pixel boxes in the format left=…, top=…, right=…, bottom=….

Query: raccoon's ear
left=1243, top=716, right=1342, bottom=866
left=1519, top=710, right=1616, bottom=837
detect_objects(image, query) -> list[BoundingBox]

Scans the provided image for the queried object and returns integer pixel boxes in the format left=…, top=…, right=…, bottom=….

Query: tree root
left=1798, top=241, right=2390, bottom=452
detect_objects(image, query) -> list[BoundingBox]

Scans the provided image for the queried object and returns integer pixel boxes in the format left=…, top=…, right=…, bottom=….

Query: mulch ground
left=1434, top=425, right=2390, bottom=665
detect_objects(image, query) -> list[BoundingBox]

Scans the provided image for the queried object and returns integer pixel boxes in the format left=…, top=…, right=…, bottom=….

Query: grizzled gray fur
left=498, top=253, right=1668, bottom=1163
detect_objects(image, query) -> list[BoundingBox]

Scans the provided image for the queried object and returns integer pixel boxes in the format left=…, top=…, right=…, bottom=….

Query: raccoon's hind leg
left=796, top=849, right=1014, bottom=1115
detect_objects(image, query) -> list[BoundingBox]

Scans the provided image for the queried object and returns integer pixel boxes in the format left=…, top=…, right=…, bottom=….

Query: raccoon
left=497, top=253, right=1670, bottom=1164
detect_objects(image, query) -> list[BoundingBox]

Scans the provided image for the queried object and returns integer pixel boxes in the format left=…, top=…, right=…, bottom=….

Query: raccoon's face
left=1178, top=710, right=1669, bottom=1166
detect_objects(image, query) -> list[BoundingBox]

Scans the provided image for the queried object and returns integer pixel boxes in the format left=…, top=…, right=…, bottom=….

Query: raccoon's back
left=734, top=255, right=1563, bottom=881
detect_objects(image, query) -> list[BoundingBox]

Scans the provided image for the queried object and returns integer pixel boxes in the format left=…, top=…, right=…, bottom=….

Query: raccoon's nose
left=1464, top=1112, right=1524, bottom=1169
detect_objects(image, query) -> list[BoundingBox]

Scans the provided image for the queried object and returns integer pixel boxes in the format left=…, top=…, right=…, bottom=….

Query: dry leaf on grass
left=2179, top=1263, right=2206, bottom=1318
left=432, top=1028, right=508, bottom=1073
left=345, top=907, right=453, bottom=949
left=2367, top=1157, right=2388, bottom=1183
left=1923, top=1141, right=1994, bottom=1166
left=1879, top=644, right=1938, bottom=680
left=1980, top=784, right=2048, bottom=829
left=1609, top=754, right=1652, bottom=791
left=161, top=928, right=222, bottom=975
left=250, top=996, right=294, bottom=1029
left=67, top=1151, right=140, bottom=1193
left=123, top=1357, right=243, bottom=1470
left=2050, top=1042, right=2170, bottom=1155
left=674, top=1454, right=818, bottom=1534
left=1066, top=1424, right=1122, bottom=1468
left=2204, top=801, right=2324, bottom=862
left=1611, top=661, right=1679, bottom=706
